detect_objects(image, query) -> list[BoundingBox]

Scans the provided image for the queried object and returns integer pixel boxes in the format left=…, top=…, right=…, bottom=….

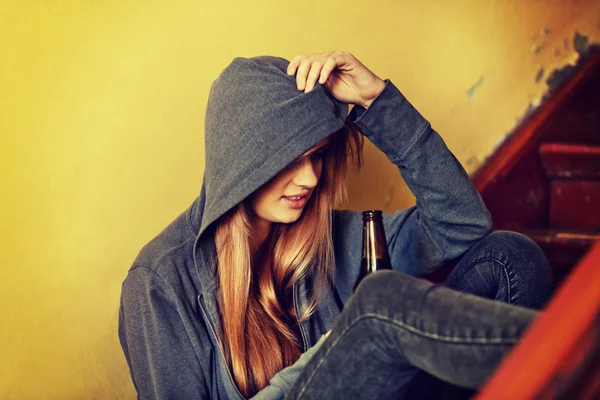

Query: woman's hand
left=287, top=51, right=386, bottom=109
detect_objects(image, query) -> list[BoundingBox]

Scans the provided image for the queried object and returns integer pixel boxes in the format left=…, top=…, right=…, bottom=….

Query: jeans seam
left=294, top=313, right=519, bottom=399
left=456, top=256, right=513, bottom=305
left=356, top=314, right=520, bottom=344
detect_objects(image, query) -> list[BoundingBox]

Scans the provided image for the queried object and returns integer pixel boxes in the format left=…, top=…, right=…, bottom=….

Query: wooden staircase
left=412, top=46, right=600, bottom=400
left=473, top=47, right=600, bottom=288
left=471, top=46, right=600, bottom=399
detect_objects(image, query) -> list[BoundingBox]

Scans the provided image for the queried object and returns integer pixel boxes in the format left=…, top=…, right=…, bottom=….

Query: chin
left=277, top=212, right=303, bottom=224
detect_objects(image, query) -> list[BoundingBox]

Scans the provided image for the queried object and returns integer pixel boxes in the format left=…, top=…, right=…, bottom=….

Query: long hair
left=214, top=120, right=363, bottom=397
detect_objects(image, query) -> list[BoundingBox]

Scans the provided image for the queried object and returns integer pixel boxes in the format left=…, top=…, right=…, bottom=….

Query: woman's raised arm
left=349, top=80, right=492, bottom=275
left=289, top=51, right=493, bottom=276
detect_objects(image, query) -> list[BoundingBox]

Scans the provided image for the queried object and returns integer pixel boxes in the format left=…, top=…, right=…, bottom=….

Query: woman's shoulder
left=123, top=209, right=208, bottom=300
left=132, top=221, right=196, bottom=275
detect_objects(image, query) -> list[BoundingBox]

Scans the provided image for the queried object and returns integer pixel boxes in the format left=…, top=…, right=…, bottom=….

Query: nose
left=292, top=158, right=319, bottom=189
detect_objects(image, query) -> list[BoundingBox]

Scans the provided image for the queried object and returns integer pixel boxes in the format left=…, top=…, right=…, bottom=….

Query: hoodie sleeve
left=119, top=266, right=210, bottom=399
left=347, top=80, right=492, bottom=275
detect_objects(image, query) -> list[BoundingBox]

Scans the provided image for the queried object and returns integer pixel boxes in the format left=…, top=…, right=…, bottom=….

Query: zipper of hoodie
left=198, top=294, right=246, bottom=400
left=293, top=282, right=309, bottom=352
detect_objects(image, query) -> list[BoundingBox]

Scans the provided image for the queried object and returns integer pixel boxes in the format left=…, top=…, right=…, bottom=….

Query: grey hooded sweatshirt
left=118, top=56, right=492, bottom=399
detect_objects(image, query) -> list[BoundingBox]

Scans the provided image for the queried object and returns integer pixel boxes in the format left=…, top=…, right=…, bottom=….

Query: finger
left=295, top=58, right=311, bottom=91
left=304, top=60, right=323, bottom=92
left=287, top=55, right=303, bottom=76
left=319, top=56, right=338, bottom=84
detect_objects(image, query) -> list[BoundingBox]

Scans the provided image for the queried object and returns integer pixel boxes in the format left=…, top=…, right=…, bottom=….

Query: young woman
left=118, top=52, right=554, bottom=400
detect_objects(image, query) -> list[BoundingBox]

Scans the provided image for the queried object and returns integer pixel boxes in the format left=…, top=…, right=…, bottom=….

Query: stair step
left=522, top=229, right=599, bottom=275
left=540, top=143, right=600, bottom=179
left=549, top=180, right=600, bottom=230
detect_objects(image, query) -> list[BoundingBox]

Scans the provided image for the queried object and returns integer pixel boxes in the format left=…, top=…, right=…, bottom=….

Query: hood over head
left=196, top=56, right=349, bottom=238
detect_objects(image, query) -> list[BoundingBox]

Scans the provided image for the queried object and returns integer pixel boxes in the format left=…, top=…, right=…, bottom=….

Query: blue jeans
left=285, top=231, right=554, bottom=400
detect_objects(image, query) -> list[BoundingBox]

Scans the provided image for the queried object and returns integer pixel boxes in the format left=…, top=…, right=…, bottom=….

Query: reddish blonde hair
left=215, top=121, right=363, bottom=397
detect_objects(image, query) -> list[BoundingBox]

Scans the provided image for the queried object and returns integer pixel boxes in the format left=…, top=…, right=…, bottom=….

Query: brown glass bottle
left=353, top=210, right=392, bottom=292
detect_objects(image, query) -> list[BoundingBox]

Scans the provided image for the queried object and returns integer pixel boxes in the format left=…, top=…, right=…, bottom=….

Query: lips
left=282, top=194, right=309, bottom=209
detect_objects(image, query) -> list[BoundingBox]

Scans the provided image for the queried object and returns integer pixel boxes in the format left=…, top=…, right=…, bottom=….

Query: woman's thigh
left=405, top=230, right=554, bottom=399
left=285, top=270, right=537, bottom=400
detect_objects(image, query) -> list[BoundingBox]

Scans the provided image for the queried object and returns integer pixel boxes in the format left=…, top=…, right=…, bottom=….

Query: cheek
left=252, top=176, right=288, bottom=210
left=314, top=160, right=324, bottom=181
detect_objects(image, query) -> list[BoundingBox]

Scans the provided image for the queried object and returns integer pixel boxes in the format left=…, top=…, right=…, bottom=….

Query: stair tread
left=520, top=229, right=599, bottom=273
left=522, top=228, right=600, bottom=244
left=540, top=143, right=600, bottom=154
left=540, top=143, right=600, bottom=179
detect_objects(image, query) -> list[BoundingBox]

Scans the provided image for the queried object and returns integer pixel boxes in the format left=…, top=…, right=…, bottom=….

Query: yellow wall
left=1, top=1, right=599, bottom=398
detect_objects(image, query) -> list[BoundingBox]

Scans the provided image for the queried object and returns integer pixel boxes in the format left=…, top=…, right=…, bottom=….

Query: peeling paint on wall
left=547, top=33, right=596, bottom=91
left=491, top=31, right=599, bottom=172
left=466, top=76, right=485, bottom=100
left=532, top=42, right=546, bottom=54
left=535, top=66, right=545, bottom=82
left=384, top=185, right=394, bottom=209
left=466, top=154, right=483, bottom=170
left=533, top=33, right=595, bottom=108
left=531, top=26, right=551, bottom=54
left=574, top=32, right=590, bottom=54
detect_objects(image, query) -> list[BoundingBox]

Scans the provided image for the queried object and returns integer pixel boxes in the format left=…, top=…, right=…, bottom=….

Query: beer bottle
left=354, top=210, right=392, bottom=292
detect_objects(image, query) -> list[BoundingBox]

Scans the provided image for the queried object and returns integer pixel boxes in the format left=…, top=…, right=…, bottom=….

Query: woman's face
left=250, top=139, right=329, bottom=226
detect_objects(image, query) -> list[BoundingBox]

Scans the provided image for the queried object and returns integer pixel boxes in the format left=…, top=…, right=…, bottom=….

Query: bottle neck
left=361, top=211, right=391, bottom=262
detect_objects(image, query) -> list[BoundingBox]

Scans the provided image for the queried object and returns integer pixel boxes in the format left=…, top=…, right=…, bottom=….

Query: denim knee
left=450, top=230, right=554, bottom=309
left=485, top=231, right=553, bottom=286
